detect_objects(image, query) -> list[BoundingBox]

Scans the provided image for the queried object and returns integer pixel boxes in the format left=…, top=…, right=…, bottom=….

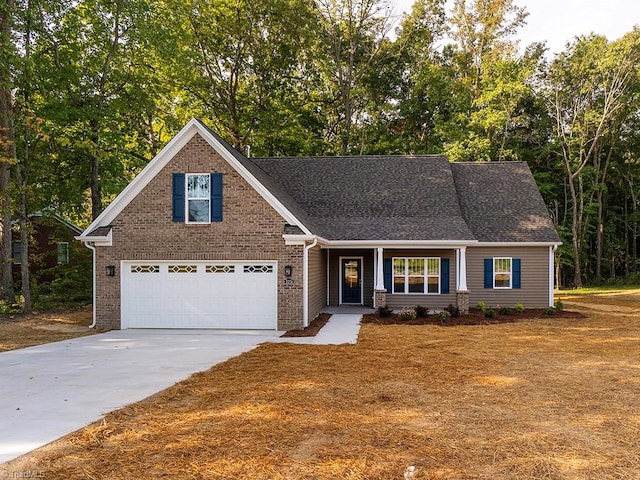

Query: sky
left=393, top=0, right=640, bottom=55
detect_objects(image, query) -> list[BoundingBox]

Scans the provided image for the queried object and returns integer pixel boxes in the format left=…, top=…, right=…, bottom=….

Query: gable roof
left=79, top=118, right=560, bottom=246
left=251, top=155, right=476, bottom=242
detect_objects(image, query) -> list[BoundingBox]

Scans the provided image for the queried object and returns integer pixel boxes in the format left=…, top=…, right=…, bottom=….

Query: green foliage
left=554, top=300, right=564, bottom=312
left=499, top=306, right=513, bottom=315
left=34, top=262, right=92, bottom=309
left=436, top=311, right=451, bottom=323
left=476, top=301, right=486, bottom=312
left=415, top=305, right=429, bottom=318
left=515, top=303, right=525, bottom=313
left=544, top=307, right=556, bottom=316
left=376, top=305, right=393, bottom=318
left=484, top=308, right=497, bottom=319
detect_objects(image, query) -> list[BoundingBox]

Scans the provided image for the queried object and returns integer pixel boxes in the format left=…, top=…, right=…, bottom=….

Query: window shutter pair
left=382, top=258, right=450, bottom=294
left=484, top=258, right=521, bottom=289
left=172, top=173, right=223, bottom=222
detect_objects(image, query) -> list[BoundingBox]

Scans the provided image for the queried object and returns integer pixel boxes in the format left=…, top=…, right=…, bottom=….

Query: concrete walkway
left=0, top=313, right=362, bottom=464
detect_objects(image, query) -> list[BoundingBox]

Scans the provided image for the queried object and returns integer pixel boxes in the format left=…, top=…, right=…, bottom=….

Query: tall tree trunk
left=0, top=0, right=15, bottom=304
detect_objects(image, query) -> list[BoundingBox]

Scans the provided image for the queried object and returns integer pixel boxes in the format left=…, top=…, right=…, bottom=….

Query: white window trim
left=185, top=173, right=211, bottom=224
left=493, top=257, right=512, bottom=289
left=392, top=257, right=441, bottom=295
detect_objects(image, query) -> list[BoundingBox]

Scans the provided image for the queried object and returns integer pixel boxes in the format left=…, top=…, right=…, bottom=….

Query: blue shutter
left=441, top=258, right=450, bottom=294
left=172, top=173, right=185, bottom=222
left=383, top=258, right=392, bottom=292
left=484, top=258, right=493, bottom=288
left=513, top=258, right=521, bottom=289
left=210, top=173, right=223, bottom=222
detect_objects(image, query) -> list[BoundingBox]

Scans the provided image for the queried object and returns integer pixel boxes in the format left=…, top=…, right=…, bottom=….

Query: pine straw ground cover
left=4, top=293, right=640, bottom=479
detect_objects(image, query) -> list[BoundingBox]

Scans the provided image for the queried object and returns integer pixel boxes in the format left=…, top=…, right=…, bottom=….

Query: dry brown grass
left=0, top=307, right=95, bottom=352
left=4, top=292, right=640, bottom=479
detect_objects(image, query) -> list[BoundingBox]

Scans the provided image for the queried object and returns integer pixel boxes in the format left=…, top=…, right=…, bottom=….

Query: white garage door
left=121, top=261, right=277, bottom=329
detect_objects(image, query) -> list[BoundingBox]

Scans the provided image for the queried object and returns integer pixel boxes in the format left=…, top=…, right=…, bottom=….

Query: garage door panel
left=122, top=261, right=277, bottom=329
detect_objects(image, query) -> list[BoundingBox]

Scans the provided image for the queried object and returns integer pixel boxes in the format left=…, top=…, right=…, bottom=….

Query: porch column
left=374, top=247, right=386, bottom=309
left=456, top=247, right=469, bottom=314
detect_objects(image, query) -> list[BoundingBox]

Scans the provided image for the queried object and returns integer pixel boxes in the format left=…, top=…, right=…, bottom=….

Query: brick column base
left=373, top=289, right=387, bottom=309
left=456, top=290, right=470, bottom=315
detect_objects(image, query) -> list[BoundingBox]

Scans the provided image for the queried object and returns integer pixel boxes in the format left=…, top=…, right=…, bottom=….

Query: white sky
left=393, top=0, right=640, bottom=55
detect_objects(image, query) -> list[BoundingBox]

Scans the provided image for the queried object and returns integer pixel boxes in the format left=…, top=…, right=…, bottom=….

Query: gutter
left=302, top=237, right=318, bottom=328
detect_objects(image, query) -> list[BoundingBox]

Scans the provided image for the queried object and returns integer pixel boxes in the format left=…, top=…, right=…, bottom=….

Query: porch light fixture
left=284, top=265, right=293, bottom=277
left=105, top=265, right=116, bottom=277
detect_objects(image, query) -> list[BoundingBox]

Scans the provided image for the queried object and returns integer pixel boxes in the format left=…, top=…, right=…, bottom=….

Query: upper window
left=186, top=174, right=211, bottom=223
left=392, top=257, right=440, bottom=294
left=493, top=257, right=512, bottom=288
left=12, top=241, right=21, bottom=265
left=57, top=242, right=69, bottom=265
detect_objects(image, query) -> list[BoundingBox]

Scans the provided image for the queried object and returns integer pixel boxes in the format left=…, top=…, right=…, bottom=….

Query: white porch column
left=375, top=247, right=385, bottom=290
left=549, top=245, right=556, bottom=307
left=457, top=246, right=468, bottom=291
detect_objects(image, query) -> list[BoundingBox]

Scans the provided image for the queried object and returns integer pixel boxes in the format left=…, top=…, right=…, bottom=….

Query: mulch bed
left=362, top=308, right=584, bottom=326
left=281, top=313, right=331, bottom=337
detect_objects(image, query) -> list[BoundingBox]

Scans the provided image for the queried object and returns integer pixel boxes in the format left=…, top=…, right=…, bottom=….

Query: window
left=57, top=242, right=69, bottom=265
left=392, top=257, right=440, bottom=294
left=12, top=241, right=21, bottom=264
left=186, top=174, right=210, bottom=223
left=494, top=257, right=511, bottom=288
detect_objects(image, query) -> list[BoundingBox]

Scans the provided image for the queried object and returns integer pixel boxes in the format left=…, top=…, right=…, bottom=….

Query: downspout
left=303, top=237, right=318, bottom=328
left=85, top=242, right=97, bottom=329
left=550, top=245, right=558, bottom=307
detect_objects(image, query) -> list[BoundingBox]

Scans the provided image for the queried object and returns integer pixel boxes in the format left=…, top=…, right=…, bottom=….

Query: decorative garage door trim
left=121, top=261, right=277, bottom=330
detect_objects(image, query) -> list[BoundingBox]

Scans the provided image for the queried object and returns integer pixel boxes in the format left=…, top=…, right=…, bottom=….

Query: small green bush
left=554, top=300, right=564, bottom=312
left=436, top=311, right=451, bottom=323
left=377, top=305, right=393, bottom=317
left=515, top=303, right=525, bottom=314
left=484, top=308, right=497, bottom=319
left=544, top=306, right=556, bottom=315
left=399, top=307, right=417, bottom=321
left=499, top=306, right=513, bottom=315
left=415, top=305, right=429, bottom=318
left=476, top=301, right=486, bottom=312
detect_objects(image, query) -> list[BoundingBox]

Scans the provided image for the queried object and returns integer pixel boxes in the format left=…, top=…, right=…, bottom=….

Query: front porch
left=322, top=246, right=470, bottom=315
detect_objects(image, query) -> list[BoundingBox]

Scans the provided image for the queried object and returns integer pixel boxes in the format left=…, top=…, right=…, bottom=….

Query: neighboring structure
left=78, top=119, right=561, bottom=331
left=12, top=213, right=85, bottom=284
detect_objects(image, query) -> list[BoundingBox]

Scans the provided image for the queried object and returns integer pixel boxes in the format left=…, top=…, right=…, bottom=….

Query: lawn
left=3, top=292, right=640, bottom=479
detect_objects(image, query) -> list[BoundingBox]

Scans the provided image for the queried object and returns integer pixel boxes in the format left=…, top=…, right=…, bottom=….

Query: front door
left=341, top=258, right=362, bottom=304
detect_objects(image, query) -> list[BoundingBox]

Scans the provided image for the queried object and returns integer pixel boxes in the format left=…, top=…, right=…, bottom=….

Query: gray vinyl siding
left=307, top=246, right=327, bottom=321
left=384, top=249, right=457, bottom=310
left=467, top=246, right=551, bottom=308
left=328, top=249, right=374, bottom=307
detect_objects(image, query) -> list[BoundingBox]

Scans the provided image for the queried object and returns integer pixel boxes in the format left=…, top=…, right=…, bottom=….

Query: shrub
left=475, top=301, right=486, bottom=312
left=515, top=303, right=525, bottom=314
left=499, top=306, right=513, bottom=315
left=436, top=311, right=451, bottom=323
left=544, top=306, right=556, bottom=315
left=484, top=308, right=497, bottom=319
left=399, top=307, right=417, bottom=321
left=445, top=304, right=460, bottom=317
left=554, top=300, right=564, bottom=312
left=377, top=305, right=393, bottom=317
left=415, top=305, right=429, bottom=318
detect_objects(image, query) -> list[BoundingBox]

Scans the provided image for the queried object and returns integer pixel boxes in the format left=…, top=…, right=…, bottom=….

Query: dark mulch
left=362, top=308, right=584, bottom=326
left=281, top=313, right=331, bottom=337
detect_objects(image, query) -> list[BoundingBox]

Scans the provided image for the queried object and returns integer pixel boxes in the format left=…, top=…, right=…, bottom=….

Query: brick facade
left=94, top=134, right=305, bottom=331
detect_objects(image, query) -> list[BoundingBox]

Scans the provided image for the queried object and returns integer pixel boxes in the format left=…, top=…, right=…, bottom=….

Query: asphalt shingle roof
left=198, top=121, right=559, bottom=244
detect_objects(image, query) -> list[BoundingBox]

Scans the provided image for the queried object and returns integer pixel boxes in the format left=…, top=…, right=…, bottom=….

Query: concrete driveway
left=0, top=313, right=362, bottom=464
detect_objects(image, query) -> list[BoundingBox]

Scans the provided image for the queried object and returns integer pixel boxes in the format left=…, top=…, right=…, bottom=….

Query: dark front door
left=341, top=258, right=362, bottom=304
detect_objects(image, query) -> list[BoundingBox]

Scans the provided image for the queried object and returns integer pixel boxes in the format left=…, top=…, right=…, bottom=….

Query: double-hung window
left=392, top=257, right=440, bottom=294
left=493, top=257, right=512, bottom=288
left=186, top=174, right=211, bottom=223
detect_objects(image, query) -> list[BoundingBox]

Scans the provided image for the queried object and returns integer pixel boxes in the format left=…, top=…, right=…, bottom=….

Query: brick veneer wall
left=94, top=134, right=304, bottom=331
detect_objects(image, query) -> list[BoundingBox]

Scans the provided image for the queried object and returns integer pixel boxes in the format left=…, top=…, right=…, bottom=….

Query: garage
left=121, top=261, right=277, bottom=329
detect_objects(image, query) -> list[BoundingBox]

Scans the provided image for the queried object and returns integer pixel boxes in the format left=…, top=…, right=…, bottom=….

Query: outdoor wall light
left=284, top=265, right=293, bottom=277
left=105, top=265, right=116, bottom=277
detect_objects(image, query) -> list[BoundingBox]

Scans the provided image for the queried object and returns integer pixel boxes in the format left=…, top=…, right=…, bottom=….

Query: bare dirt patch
left=0, top=307, right=96, bottom=352
left=3, top=292, right=640, bottom=479
left=281, top=313, right=331, bottom=337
